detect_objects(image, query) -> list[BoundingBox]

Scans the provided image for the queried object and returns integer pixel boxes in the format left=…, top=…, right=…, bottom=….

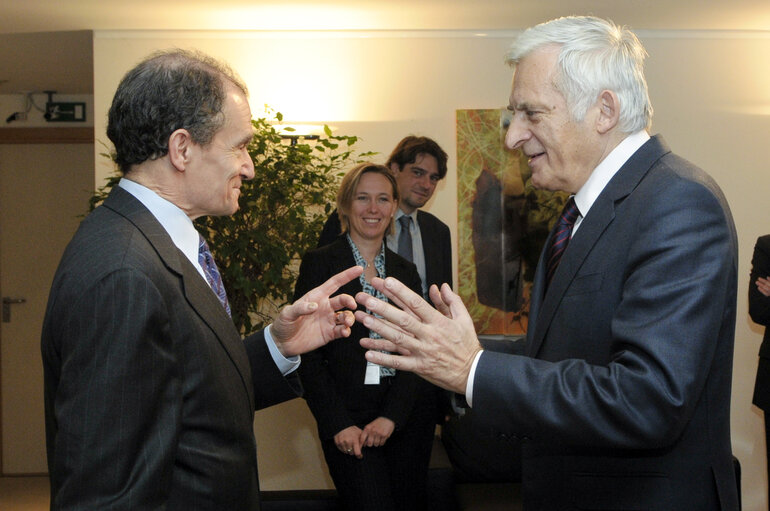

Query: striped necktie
left=546, top=197, right=580, bottom=287
left=198, top=235, right=231, bottom=316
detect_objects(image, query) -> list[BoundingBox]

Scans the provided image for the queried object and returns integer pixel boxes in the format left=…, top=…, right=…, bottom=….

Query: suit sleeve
left=243, top=329, right=302, bottom=410
left=45, top=269, right=180, bottom=509
left=749, top=236, right=770, bottom=326
left=474, top=176, right=736, bottom=449
left=293, top=250, right=357, bottom=439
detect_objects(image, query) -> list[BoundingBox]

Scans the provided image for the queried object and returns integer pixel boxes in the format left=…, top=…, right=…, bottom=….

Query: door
left=0, top=143, right=93, bottom=474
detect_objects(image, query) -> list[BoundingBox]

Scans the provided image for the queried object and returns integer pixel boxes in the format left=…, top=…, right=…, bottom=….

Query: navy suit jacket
left=41, top=187, right=299, bottom=510
left=472, top=136, right=739, bottom=510
left=317, top=209, right=453, bottom=291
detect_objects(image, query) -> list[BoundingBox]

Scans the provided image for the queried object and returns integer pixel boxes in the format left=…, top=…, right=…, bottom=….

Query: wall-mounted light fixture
left=276, top=123, right=326, bottom=146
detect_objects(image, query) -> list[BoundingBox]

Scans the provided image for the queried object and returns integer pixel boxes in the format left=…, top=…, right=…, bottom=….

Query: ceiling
left=1, top=0, right=770, bottom=94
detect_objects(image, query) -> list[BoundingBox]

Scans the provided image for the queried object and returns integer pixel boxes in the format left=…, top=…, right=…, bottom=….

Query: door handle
left=2, top=297, right=27, bottom=323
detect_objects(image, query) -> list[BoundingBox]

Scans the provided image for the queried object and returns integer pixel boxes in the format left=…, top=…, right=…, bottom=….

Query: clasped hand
left=354, top=277, right=483, bottom=394
left=334, top=417, right=396, bottom=459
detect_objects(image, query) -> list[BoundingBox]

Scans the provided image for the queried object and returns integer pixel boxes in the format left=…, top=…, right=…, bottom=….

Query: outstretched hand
left=354, top=278, right=483, bottom=394
left=271, top=265, right=363, bottom=357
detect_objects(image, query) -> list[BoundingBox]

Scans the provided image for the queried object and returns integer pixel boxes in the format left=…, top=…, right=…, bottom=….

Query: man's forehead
left=410, top=153, right=438, bottom=170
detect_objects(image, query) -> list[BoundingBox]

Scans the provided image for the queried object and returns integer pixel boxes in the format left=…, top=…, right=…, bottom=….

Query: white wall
left=94, top=29, right=770, bottom=508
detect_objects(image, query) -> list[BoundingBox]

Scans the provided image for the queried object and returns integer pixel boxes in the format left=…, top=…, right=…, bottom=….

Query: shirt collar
left=395, top=208, right=416, bottom=222
left=118, top=178, right=201, bottom=274
left=574, top=130, right=650, bottom=219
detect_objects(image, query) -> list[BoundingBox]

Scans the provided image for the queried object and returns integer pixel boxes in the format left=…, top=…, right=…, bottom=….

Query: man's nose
left=241, top=153, right=255, bottom=180
left=504, top=116, right=530, bottom=150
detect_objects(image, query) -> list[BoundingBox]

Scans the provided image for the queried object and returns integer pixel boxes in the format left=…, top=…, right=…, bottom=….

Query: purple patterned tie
left=546, top=197, right=580, bottom=286
left=198, top=235, right=231, bottom=316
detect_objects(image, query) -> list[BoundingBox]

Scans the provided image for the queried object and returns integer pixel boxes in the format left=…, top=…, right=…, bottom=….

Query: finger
left=429, top=284, right=451, bottom=318
left=330, top=324, right=352, bottom=339
left=371, top=276, right=438, bottom=324
left=353, top=440, right=363, bottom=458
left=364, top=277, right=426, bottom=324
left=329, top=293, right=358, bottom=312
left=314, top=266, right=364, bottom=298
left=355, top=311, right=418, bottom=355
left=278, top=300, right=317, bottom=323
left=358, top=334, right=406, bottom=356
left=334, top=310, right=355, bottom=327
left=441, top=283, right=476, bottom=327
left=355, top=291, right=419, bottom=343
left=364, top=349, right=415, bottom=373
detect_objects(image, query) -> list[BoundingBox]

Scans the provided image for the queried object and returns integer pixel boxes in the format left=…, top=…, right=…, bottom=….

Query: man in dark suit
left=41, top=49, right=362, bottom=510
left=750, top=235, right=770, bottom=507
left=353, top=16, right=739, bottom=510
left=317, top=136, right=452, bottom=296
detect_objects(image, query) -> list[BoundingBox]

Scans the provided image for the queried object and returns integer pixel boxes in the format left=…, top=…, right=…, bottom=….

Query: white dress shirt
left=118, top=178, right=299, bottom=375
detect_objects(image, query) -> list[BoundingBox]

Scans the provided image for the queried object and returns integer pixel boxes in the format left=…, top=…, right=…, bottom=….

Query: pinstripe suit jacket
left=41, top=187, right=299, bottom=510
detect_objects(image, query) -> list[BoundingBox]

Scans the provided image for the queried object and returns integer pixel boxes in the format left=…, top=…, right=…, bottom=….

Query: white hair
left=506, top=16, right=653, bottom=133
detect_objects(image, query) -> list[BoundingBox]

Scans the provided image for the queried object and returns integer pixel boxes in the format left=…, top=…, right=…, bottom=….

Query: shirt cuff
left=465, top=350, right=484, bottom=408
left=265, top=324, right=301, bottom=375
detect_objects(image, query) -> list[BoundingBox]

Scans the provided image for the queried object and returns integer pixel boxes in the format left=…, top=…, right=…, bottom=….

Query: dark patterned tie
left=546, top=197, right=580, bottom=286
left=397, top=216, right=413, bottom=262
left=198, top=235, right=231, bottom=316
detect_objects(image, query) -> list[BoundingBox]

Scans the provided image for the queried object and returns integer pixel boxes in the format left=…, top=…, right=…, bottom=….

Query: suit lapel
left=527, top=135, right=671, bottom=357
left=103, top=187, right=255, bottom=406
left=327, top=237, right=362, bottom=298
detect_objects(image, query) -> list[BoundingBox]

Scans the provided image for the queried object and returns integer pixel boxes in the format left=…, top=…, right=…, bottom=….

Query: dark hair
left=106, top=49, right=248, bottom=174
left=337, top=163, right=399, bottom=235
left=385, top=135, right=448, bottom=180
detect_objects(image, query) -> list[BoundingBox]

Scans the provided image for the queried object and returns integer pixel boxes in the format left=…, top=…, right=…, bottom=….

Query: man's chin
left=406, top=198, right=428, bottom=210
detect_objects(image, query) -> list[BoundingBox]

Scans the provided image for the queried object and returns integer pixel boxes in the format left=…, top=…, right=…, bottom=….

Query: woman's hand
left=334, top=425, right=364, bottom=459
left=360, top=417, right=395, bottom=448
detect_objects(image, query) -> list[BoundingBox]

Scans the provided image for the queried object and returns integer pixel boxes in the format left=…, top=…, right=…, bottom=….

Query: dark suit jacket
left=472, top=136, right=739, bottom=510
left=293, top=237, right=431, bottom=440
left=751, top=235, right=770, bottom=410
left=317, top=209, right=453, bottom=291
left=41, top=187, right=299, bottom=510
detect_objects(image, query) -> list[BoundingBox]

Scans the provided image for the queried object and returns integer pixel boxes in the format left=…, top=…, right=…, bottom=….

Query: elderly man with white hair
left=354, top=16, right=740, bottom=510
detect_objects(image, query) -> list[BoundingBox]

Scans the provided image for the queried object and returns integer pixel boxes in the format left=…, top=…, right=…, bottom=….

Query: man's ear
left=168, top=128, right=193, bottom=172
left=596, top=90, right=620, bottom=134
left=389, top=162, right=401, bottom=176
